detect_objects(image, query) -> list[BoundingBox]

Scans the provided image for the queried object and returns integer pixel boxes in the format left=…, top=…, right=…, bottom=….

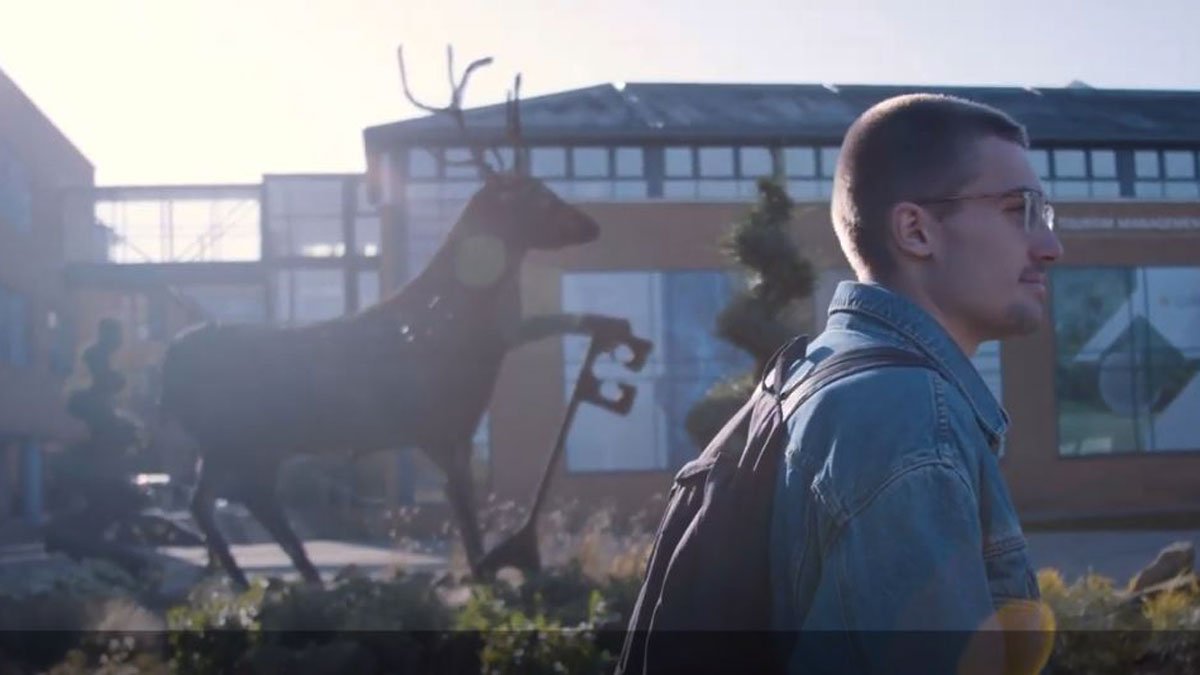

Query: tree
left=684, top=178, right=815, bottom=450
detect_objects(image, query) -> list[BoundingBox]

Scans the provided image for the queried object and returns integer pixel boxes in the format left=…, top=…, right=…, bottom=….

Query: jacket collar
left=826, top=281, right=1010, bottom=453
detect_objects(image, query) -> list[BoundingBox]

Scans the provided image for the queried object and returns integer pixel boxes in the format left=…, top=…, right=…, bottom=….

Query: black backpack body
left=616, top=336, right=935, bottom=675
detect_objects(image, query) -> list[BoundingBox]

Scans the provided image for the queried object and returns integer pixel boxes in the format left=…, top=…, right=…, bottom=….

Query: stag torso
left=161, top=249, right=522, bottom=460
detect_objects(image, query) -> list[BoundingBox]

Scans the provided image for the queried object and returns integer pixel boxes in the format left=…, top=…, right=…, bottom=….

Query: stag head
left=398, top=46, right=599, bottom=252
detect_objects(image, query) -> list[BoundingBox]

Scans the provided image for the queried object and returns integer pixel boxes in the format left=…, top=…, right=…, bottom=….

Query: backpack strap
left=780, top=346, right=936, bottom=421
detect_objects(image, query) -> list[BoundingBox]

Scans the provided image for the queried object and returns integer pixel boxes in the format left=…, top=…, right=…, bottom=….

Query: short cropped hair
left=830, top=94, right=1029, bottom=280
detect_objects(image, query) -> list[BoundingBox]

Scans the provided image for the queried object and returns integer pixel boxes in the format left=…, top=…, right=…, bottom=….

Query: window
left=698, top=147, right=735, bottom=177
left=740, top=147, right=774, bottom=178
left=1053, top=266, right=1200, bottom=455
left=561, top=271, right=752, bottom=471
left=784, top=146, right=820, bottom=200
left=355, top=216, right=381, bottom=257
left=1053, top=150, right=1087, bottom=178
left=49, top=311, right=75, bottom=376
left=444, top=148, right=482, bottom=179
left=0, top=142, right=32, bottom=233
left=819, top=147, right=840, bottom=177
left=1135, top=150, right=1161, bottom=178
left=975, top=341, right=1003, bottom=403
left=400, top=176, right=483, bottom=280
left=275, top=269, right=345, bottom=324
left=187, top=284, right=268, bottom=325
left=664, top=147, right=693, bottom=177
left=817, top=146, right=840, bottom=198
left=572, top=147, right=609, bottom=178
left=1091, top=150, right=1117, bottom=178
left=0, top=285, right=29, bottom=366
left=358, top=270, right=381, bottom=309
left=783, top=147, right=817, bottom=177
left=266, top=177, right=346, bottom=259
left=407, top=148, right=439, bottom=178
left=1029, top=149, right=1050, bottom=179
left=1037, top=147, right=1121, bottom=199
left=1133, top=149, right=1200, bottom=200
left=530, top=147, right=567, bottom=177
left=615, top=147, right=644, bottom=177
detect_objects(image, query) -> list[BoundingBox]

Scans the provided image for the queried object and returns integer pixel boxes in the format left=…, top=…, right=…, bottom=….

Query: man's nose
left=1034, top=229, right=1064, bottom=264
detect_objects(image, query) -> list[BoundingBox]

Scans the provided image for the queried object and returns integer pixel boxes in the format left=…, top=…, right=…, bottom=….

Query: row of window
left=405, top=144, right=838, bottom=183
left=554, top=270, right=1003, bottom=474
left=1031, top=148, right=1200, bottom=200
left=544, top=264, right=1199, bottom=473
left=97, top=178, right=386, bottom=264
left=401, top=145, right=1200, bottom=202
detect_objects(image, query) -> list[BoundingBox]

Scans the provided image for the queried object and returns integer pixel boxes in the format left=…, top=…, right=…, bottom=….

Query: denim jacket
left=769, top=281, right=1042, bottom=673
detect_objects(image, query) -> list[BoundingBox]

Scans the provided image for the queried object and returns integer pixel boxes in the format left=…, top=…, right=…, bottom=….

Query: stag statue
left=159, top=47, right=649, bottom=589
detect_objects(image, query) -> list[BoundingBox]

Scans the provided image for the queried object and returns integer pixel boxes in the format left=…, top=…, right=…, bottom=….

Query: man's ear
left=889, top=201, right=936, bottom=261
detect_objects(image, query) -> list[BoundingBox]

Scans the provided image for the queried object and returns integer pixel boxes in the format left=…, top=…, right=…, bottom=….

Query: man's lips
left=1021, top=275, right=1047, bottom=296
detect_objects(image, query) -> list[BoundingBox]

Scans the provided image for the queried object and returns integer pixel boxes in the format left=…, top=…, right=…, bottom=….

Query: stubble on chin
left=1000, top=300, right=1046, bottom=338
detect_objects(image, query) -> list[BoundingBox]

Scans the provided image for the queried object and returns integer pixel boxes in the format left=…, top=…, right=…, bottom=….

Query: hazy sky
left=2, top=0, right=1198, bottom=185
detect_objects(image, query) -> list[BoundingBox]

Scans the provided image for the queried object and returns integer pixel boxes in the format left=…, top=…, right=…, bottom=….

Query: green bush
left=1038, top=568, right=1200, bottom=675
left=456, top=569, right=619, bottom=675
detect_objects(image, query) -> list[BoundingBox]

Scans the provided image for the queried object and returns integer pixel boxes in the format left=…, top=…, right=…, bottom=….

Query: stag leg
left=191, top=467, right=250, bottom=591
left=242, top=491, right=322, bottom=586
left=436, top=443, right=486, bottom=575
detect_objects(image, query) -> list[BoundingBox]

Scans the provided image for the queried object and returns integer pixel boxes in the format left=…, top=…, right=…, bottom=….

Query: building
left=0, top=67, right=95, bottom=525
left=64, top=174, right=388, bottom=488
left=362, top=82, right=1200, bottom=527
left=6, top=73, right=1196, bottom=530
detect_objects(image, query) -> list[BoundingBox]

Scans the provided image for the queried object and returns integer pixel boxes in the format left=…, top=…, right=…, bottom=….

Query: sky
left=1, top=0, right=1198, bottom=185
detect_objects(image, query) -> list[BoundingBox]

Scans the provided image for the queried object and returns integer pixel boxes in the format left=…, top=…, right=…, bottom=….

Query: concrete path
left=1025, top=529, right=1200, bottom=584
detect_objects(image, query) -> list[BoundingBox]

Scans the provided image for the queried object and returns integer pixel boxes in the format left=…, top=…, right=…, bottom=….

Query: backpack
left=615, top=335, right=935, bottom=675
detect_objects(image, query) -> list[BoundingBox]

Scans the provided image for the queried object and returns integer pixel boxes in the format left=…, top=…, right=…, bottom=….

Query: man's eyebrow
left=1001, top=185, right=1043, bottom=197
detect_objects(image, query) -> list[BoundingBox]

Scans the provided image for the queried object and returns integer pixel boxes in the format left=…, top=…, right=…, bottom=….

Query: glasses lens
left=1023, top=191, right=1053, bottom=233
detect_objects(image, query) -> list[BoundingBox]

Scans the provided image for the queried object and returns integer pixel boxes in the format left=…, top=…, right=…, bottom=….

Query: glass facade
left=560, top=270, right=753, bottom=472
left=1053, top=266, right=1200, bottom=455
left=264, top=175, right=382, bottom=323
left=96, top=196, right=261, bottom=263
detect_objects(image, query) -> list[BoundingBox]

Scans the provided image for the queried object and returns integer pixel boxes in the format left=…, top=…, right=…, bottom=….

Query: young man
left=770, top=94, right=1063, bottom=673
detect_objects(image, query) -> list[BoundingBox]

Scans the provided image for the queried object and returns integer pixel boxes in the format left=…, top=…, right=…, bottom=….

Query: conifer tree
left=684, top=177, right=815, bottom=450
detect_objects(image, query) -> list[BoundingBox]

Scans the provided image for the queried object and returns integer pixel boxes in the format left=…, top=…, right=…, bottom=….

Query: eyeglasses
left=914, top=188, right=1056, bottom=234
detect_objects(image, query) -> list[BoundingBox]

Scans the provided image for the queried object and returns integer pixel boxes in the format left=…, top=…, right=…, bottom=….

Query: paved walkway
left=1025, top=529, right=1200, bottom=584
left=159, top=539, right=447, bottom=578
left=1, top=531, right=1194, bottom=589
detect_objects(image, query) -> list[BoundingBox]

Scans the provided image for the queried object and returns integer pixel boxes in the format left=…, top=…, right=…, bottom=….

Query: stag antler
left=397, top=44, right=495, bottom=178
left=505, top=74, right=525, bottom=174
